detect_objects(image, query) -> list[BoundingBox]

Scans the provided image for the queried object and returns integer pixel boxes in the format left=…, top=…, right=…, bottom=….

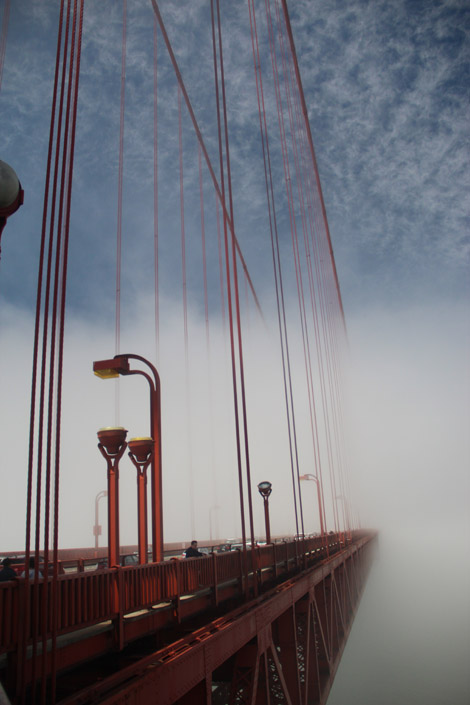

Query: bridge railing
left=0, top=532, right=349, bottom=656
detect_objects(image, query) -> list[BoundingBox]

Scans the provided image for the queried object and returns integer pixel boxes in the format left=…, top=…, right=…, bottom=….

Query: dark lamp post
left=97, top=427, right=128, bottom=568
left=0, top=160, right=24, bottom=256
left=257, top=481, right=272, bottom=544
left=93, top=354, right=163, bottom=563
left=128, top=437, right=154, bottom=564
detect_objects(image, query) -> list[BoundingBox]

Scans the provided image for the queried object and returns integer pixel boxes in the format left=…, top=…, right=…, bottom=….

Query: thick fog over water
left=1, top=298, right=468, bottom=705
left=328, top=302, right=470, bottom=704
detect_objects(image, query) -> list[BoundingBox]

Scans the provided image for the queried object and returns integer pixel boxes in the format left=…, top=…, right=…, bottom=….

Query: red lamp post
left=97, top=427, right=128, bottom=568
left=0, top=159, right=24, bottom=259
left=128, top=437, right=154, bottom=565
left=93, top=354, right=163, bottom=562
left=257, top=481, right=272, bottom=544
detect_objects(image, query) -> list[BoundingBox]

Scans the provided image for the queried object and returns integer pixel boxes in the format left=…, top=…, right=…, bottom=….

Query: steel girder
left=59, top=533, right=376, bottom=705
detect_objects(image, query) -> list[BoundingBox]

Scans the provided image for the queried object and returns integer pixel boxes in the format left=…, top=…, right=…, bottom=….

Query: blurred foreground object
left=0, top=159, right=24, bottom=257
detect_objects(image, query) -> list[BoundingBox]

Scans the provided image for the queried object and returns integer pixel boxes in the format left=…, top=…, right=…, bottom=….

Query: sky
left=0, top=1, right=469, bottom=703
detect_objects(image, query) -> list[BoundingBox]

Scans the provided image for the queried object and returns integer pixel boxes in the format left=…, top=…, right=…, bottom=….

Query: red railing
left=0, top=533, right=347, bottom=657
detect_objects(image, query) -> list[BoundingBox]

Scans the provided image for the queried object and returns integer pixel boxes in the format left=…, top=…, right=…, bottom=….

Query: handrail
left=0, top=532, right=352, bottom=656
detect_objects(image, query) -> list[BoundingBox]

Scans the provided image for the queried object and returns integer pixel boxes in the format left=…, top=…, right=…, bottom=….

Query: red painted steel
left=0, top=532, right=375, bottom=703
left=53, top=532, right=376, bottom=705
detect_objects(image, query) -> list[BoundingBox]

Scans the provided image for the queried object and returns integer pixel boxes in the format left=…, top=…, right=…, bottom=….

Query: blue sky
left=0, top=1, right=469, bottom=702
left=1, top=0, right=467, bottom=316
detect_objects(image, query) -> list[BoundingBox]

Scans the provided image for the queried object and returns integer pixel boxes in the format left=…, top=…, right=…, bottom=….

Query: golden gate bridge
left=0, top=1, right=376, bottom=703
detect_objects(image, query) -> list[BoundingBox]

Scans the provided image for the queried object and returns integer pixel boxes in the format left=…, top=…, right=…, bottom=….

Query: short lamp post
left=257, top=481, right=272, bottom=545
left=97, top=427, right=128, bottom=568
left=94, top=489, right=108, bottom=555
left=128, top=437, right=154, bottom=565
left=0, top=159, right=24, bottom=258
left=93, top=354, right=163, bottom=563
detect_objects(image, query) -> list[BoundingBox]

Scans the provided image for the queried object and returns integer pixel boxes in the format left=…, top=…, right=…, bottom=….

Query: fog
left=1, top=292, right=468, bottom=705
left=328, top=300, right=470, bottom=704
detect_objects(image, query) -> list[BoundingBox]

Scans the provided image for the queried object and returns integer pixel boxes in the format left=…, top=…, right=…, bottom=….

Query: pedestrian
left=20, top=557, right=43, bottom=579
left=184, top=541, right=205, bottom=558
left=0, top=558, right=17, bottom=582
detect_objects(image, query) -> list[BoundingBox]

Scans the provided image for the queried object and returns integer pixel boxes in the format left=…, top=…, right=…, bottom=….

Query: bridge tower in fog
left=0, top=2, right=376, bottom=703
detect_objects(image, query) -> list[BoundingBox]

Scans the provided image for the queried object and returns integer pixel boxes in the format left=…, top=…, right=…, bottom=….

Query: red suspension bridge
left=0, top=1, right=376, bottom=703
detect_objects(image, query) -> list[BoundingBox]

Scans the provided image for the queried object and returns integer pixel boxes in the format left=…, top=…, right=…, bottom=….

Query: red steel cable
left=250, top=2, right=305, bottom=534
left=115, top=0, right=127, bottom=359
left=150, top=0, right=264, bottom=326
left=210, top=0, right=248, bottom=567
left=216, top=0, right=257, bottom=570
left=153, top=17, right=160, bottom=363
left=21, top=0, right=66, bottom=696
left=280, top=0, right=346, bottom=333
left=50, top=4, right=84, bottom=700
left=178, top=84, right=195, bottom=537
left=22, top=1, right=84, bottom=701
left=272, top=0, right=333, bottom=534
left=30, top=3, right=74, bottom=698
left=247, top=0, right=302, bottom=537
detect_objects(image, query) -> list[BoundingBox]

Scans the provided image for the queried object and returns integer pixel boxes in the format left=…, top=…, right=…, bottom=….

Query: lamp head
left=0, top=160, right=24, bottom=218
left=93, top=356, right=130, bottom=379
left=257, top=481, right=272, bottom=499
left=128, top=437, right=154, bottom=464
left=97, top=427, right=128, bottom=455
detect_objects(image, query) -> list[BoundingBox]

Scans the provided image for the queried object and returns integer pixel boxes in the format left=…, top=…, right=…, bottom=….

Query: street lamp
left=97, top=427, right=128, bottom=568
left=128, top=437, right=154, bottom=565
left=94, top=490, right=108, bottom=555
left=0, top=159, right=24, bottom=257
left=257, top=481, right=272, bottom=545
left=93, top=354, right=163, bottom=562
left=299, top=474, right=325, bottom=536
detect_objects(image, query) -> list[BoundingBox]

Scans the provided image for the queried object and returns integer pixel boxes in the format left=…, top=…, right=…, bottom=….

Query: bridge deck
left=0, top=531, right=377, bottom=704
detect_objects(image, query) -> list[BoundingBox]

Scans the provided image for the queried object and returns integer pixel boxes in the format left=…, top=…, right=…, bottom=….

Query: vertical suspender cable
left=153, top=18, right=160, bottom=364
left=20, top=0, right=66, bottom=697
left=50, top=3, right=84, bottom=700
left=178, top=84, right=195, bottom=537
left=198, top=144, right=219, bottom=536
left=20, top=1, right=83, bottom=701
left=216, top=0, right=257, bottom=573
left=248, top=0, right=302, bottom=537
left=210, top=0, right=247, bottom=564
left=149, top=0, right=264, bottom=325
left=115, top=0, right=127, bottom=423
left=271, top=0, right=331, bottom=534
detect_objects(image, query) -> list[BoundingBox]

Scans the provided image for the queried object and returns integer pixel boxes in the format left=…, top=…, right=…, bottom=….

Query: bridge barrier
left=0, top=532, right=349, bottom=660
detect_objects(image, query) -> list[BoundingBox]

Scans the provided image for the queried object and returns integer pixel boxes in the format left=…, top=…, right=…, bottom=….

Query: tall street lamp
left=299, top=473, right=325, bottom=536
left=93, top=354, right=163, bottom=562
left=0, top=159, right=24, bottom=258
left=257, top=481, right=272, bottom=545
left=97, top=427, right=128, bottom=568
left=128, top=437, right=154, bottom=565
left=94, top=489, right=108, bottom=555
